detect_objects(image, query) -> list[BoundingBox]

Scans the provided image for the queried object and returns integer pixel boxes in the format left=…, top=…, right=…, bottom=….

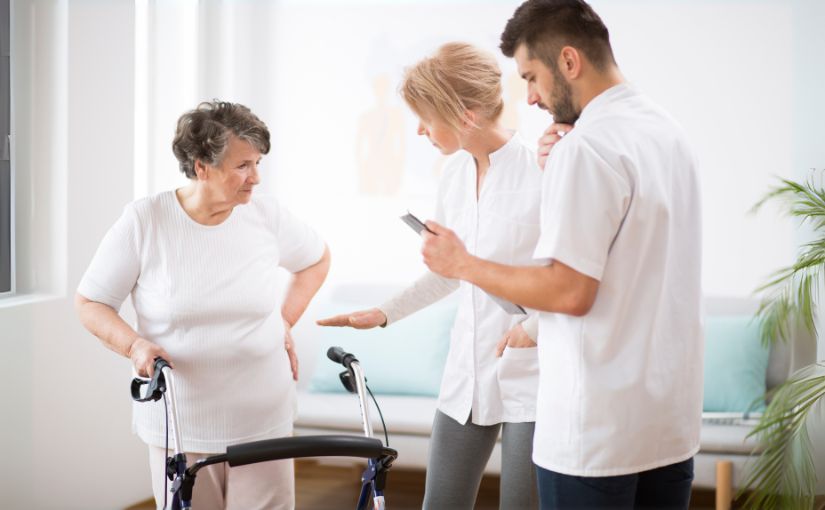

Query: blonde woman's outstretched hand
left=317, top=308, right=388, bottom=329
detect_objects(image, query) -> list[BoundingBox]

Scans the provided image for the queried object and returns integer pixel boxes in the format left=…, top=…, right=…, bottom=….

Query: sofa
left=292, top=286, right=819, bottom=505
left=693, top=297, right=821, bottom=508
left=292, top=284, right=471, bottom=470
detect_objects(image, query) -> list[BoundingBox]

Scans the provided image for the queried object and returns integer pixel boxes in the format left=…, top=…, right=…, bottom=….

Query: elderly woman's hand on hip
left=129, top=337, right=174, bottom=378
left=283, top=319, right=299, bottom=381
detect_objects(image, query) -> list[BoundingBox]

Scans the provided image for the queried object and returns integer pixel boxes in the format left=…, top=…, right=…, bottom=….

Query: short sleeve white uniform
left=435, top=132, right=544, bottom=425
left=532, top=84, right=703, bottom=476
left=77, top=191, right=325, bottom=453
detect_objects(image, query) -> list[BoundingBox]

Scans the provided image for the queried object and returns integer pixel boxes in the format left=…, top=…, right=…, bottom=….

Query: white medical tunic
left=435, top=132, right=544, bottom=425
left=532, top=84, right=703, bottom=476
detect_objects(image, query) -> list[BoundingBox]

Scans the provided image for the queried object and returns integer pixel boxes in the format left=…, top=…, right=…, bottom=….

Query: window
left=0, top=0, right=10, bottom=294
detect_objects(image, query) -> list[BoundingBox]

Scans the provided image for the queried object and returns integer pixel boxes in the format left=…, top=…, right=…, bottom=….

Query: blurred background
left=1, top=0, right=823, bottom=508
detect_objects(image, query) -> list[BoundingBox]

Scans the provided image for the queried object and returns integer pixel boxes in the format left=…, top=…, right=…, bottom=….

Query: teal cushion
left=309, top=298, right=456, bottom=397
left=703, top=315, right=770, bottom=413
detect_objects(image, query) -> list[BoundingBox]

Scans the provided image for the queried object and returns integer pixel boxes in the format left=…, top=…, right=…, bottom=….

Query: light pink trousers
left=149, top=445, right=295, bottom=510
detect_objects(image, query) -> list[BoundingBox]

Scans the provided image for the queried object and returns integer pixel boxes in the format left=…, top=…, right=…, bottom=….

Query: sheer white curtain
left=134, top=0, right=280, bottom=198
left=134, top=0, right=538, bottom=287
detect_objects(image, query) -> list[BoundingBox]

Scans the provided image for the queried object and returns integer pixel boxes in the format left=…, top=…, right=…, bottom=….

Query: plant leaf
left=744, top=175, right=825, bottom=507
left=739, top=363, right=825, bottom=509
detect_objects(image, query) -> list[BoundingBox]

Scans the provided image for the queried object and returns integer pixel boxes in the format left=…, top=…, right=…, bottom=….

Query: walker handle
left=226, top=435, right=393, bottom=467
left=327, top=346, right=358, bottom=370
left=130, top=357, right=172, bottom=402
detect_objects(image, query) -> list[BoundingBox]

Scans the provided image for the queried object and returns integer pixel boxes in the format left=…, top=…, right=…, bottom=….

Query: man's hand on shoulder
left=538, top=122, right=574, bottom=170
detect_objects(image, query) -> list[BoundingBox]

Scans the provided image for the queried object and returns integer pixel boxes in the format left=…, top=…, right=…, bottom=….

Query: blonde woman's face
left=416, top=112, right=461, bottom=155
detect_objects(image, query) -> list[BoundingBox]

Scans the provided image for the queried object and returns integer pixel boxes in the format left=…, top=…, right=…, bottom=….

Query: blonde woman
left=319, top=43, right=563, bottom=509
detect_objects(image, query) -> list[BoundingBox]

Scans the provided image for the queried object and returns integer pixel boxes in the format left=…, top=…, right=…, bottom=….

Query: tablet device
left=488, top=294, right=527, bottom=315
left=400, top=211, right=436, bottom=235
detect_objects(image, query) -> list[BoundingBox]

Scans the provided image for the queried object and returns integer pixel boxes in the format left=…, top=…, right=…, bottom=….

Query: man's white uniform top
left=532, top=83, right=703, bottom=476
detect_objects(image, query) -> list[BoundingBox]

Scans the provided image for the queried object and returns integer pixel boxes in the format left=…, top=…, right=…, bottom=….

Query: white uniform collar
left=576, top=82, right=635, bottom=127
left=489, top=130, right=520, bottom=166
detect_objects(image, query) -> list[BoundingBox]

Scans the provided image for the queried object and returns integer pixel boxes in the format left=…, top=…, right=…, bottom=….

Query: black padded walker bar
left=225, top=435, right=396, bottom=467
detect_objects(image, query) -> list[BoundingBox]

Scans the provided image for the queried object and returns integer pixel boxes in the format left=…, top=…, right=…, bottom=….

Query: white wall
left=0, top=1, right=149, bottom=508
left=264, top=0, right=824, bottom=356
left=791, top=0, right=825, bottom=358
left=135, top=0, right=807, bottom=295
left=267, top=0, right=801, bottom=299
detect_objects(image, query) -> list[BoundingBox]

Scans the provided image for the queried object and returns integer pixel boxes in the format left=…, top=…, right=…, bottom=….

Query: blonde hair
left=401, top=42, right=504, bottom=132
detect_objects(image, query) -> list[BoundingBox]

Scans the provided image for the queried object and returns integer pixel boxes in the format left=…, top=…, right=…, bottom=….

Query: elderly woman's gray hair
left=172, top=101, right=271, bottom=179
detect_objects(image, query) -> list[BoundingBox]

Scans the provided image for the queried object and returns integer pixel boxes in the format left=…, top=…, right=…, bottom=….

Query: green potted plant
left=742, top=176, right=825, bottom=509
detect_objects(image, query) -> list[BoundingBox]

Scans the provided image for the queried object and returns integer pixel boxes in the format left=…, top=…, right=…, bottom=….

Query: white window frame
left=0, top=0, right=12, bottom=296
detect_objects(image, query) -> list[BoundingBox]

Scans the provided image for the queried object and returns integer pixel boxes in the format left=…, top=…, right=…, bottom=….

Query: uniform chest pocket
left=497, top=346, right=540, bottom=410
left=477, top=191, right=542, bottom=264
left=484, top=190, right=541, bottom=226
left=440, top=205, right=474, bottom=244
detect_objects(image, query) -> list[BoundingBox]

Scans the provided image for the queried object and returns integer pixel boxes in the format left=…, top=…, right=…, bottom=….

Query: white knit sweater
left=78, top=191, right=325, bottom=453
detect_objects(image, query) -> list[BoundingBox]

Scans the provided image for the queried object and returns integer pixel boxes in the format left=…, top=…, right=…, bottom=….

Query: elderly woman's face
left=205, top=135, right=262, bottom=206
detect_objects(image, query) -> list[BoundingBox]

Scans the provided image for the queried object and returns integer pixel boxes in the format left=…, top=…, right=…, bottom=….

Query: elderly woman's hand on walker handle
left=316, top=308, right=388, bottom=329
left=75, top=293, right=174, bottom=379
left=129, top=337, right=173, bottom=378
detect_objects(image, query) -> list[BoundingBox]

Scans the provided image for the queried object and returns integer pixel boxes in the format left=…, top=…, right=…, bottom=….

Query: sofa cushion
left=703, top=314, right=770, bottom=413
left=296, top=391, right=438, bottom=436
left=699, top=420, right=761, bottom=454
left=309, top=298, right=456, bottom=397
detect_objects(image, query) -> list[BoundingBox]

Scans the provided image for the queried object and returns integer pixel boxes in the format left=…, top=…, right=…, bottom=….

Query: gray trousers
left=422, top=410, right=538, bottom=510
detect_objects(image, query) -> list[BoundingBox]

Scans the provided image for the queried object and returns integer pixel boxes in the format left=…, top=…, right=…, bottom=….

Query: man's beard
left=547, top=66, right=580, bottom=125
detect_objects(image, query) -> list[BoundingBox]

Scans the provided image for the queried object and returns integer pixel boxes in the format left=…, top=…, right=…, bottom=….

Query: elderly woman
left=75, top=101, right=330, bottom=510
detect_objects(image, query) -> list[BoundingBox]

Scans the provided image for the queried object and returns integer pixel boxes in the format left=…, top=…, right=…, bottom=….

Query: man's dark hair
left=500, top=0, right=616, bottom=72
